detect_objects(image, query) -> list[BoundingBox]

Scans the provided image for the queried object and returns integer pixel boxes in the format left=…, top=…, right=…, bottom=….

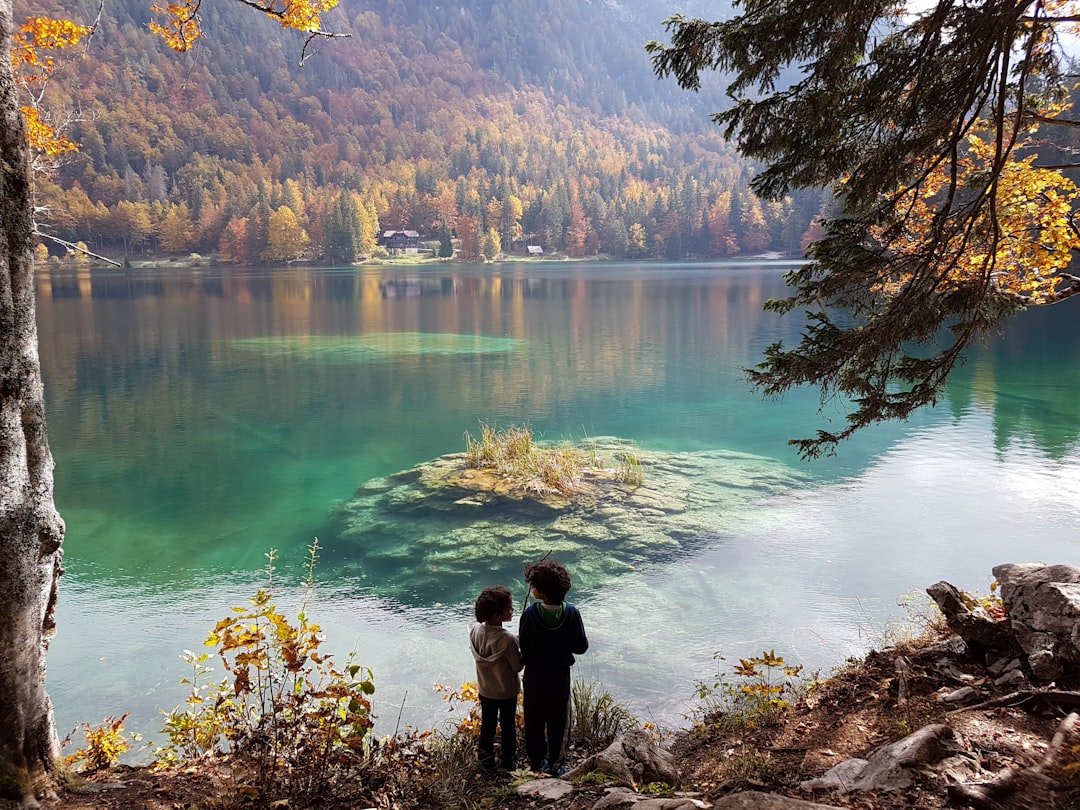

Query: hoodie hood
left=470, top=623, right=509, bottom=663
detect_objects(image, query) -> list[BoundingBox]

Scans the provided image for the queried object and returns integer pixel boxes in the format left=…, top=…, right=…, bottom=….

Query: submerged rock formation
left=325, top=438, right=807, bottom=604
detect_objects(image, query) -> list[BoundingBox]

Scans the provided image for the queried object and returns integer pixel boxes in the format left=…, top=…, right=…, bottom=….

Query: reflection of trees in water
left=945, top=303, right=1080, bottom=456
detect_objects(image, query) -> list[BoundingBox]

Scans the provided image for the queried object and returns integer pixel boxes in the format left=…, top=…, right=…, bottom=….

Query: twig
left=895, top=656, right=911, bottom=709
left=521, top=550, right=552, bottom=612
left=34, top=229, right=122, bottom=267
left=393, top=690, right=408, bottom=738
left=947, top=688, right=1080, bottom=716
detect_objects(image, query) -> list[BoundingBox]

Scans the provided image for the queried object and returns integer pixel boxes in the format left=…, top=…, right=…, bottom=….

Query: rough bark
left=0, top=2, right=66, bottom=806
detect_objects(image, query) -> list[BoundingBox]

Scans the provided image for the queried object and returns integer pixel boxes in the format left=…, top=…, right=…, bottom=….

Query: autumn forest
left=21, top=0, right=830, bottom=265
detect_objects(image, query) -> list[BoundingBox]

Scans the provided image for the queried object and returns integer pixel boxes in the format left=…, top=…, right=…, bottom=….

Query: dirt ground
left=47, top=634, right=1079, bottom=810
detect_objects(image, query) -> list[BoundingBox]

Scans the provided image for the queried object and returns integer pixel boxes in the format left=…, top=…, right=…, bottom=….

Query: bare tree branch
left=34, top=229, right=122, bottom=267
left=1028, top=112, right=1080, bottom=128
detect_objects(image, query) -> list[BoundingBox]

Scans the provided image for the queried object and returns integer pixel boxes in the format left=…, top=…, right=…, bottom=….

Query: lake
left=37, top=260, right=1080, bottom=750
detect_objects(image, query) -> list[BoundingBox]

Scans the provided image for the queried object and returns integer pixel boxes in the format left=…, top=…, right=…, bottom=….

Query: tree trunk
left=0, top=2, right=66, bottom=806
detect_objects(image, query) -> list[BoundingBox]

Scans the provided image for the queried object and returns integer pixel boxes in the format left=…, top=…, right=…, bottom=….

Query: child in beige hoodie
left=469, top=585, right=523, bottom=772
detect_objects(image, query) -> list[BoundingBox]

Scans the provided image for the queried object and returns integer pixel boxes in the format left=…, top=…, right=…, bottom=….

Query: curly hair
left=524, top=559, right=572, bottom=603
left=474, top=585, right=513, bottom=623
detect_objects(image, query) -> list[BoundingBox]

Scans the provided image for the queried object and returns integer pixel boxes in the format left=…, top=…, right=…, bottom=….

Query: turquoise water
left=37, top=261, right=1080, bottom=748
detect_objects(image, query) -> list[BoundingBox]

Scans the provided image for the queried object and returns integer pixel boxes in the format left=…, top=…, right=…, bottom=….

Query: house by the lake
left=381, top=230, right=421, bottom=254
left=527, top=245, right=543, bottom=256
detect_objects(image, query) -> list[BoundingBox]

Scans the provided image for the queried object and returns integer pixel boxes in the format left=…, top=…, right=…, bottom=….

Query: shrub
left=691, top=649, right=805, bottom=731
left=156, top=540, right=376, bottom=807
left=64, top=715, right=135, bottom=772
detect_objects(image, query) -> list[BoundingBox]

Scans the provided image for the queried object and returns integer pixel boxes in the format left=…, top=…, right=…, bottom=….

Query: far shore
left=37, top=249, right=802, bottom=272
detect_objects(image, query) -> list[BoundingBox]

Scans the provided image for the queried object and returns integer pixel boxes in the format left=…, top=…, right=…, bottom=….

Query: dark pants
left=522, top=667, right=571, bottom=771
left=478, top=694, right=517, bottom=770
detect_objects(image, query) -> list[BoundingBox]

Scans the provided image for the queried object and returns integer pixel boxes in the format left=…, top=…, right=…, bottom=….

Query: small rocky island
left=326, top=435, right=807, bottom=603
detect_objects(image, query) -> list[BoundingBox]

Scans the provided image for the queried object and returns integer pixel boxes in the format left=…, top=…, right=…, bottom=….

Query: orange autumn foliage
left=12, top=16, right=91, bottom=157
left=149, top=0, right=340, bottom=53
left=19, top=1, right=341, bottom=157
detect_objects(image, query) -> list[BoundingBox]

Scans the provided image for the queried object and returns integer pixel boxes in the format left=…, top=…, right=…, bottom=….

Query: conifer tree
left=650, top=0, right=1080, bottom=455
left=325, top=190, right=361, bottom=263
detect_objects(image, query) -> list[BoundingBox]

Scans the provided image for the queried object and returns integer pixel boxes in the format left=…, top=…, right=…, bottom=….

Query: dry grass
left=464, top=422, right=596, bottom=495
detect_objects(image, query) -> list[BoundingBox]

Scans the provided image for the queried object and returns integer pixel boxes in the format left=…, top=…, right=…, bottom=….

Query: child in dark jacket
left=469, top=585, right=523, bottom=771
left=518, top=559, right=588, bottom=776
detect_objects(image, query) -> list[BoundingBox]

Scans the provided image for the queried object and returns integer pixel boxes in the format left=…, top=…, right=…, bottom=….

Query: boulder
left=801, top=723, right=964, bottom=793
left=592, top=788, right=709, bottom=810
left=326, top=441, right=808, bottom=605
left=993, top=563, right=1080, bottom=681
left=926, top=581, right=1020, bottom=660
left=712, top=792, right=845, bottom=809
left=517, top=777, right=574, bottom=801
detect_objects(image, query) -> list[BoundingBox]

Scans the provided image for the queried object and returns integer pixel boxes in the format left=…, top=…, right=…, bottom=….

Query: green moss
left=0, top=760, right=31, bottom=801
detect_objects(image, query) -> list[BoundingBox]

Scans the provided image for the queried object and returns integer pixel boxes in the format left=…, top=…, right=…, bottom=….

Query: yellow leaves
left=458, top=681, right=479, bottom=702
left=14, top=16, right=90, bottom=76
left=150, top=0, right=340, bottom=51
left=66, top=715, right=133, bottom=772
left=274, top=0, right=339, bottom=33
left=149, top=0, right=203, bottom=52
left=14, top=16, right=91, bottom=157
left=22, top=106, right=76, bottom=156
left=161, top=561, right=377, bottom=772
left=874, top=132, right=1080, bottom=304
left=433, top=681, right=486, bottom=736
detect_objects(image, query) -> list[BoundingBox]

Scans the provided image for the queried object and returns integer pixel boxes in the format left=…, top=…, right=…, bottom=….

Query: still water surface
left=37, top=261, right=1080, bottom=747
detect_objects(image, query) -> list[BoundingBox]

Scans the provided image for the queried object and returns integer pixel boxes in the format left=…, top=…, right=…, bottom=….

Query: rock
left=592, top=792, right=709, bottom=810
left=567, top=729, right=679, bottom=788
left=937, top=686, right=979, bottom=704
left=326, top=440, right=809, bottom=604
left=992, top=563, right=1080, bottom=681
left=923, top=635, right=970, bottom=658
left=517, top=777, right=575, bottom=800
left=926, top=566, right=1080, bottom=683
left=592, top=788, right=639, bottom=809
left=993, top=668, right=1027, bottom=688
left=801, top=723, right=963, bottom=793
left=926, top=581, right=1020, bottom=659
left=712, top=791, right=842, bottom=809
left=986, top=657, right=1021, bottom=677
left=800, top=758, right=868, bottom=791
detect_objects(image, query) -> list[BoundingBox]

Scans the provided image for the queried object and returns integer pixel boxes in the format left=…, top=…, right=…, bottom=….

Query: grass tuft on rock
left=464, top=422, right=641, bottom=496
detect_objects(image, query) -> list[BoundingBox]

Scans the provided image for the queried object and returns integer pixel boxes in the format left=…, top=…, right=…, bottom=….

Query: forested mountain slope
left=21, top=0, right=822, bottom=262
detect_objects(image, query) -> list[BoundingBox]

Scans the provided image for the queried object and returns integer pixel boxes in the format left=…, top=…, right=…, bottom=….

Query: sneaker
left=547, top=762, right=568, bottom=778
